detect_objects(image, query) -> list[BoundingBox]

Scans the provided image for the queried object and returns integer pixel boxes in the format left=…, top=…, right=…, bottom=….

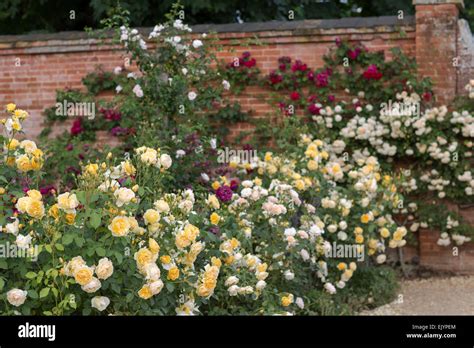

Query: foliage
left=0, top=104, right=407, bottom=315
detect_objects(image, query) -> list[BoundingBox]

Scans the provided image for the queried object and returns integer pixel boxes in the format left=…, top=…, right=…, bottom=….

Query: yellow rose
left=175, top=233, right=191, bottom=249
left=138, top=284, right=153, bottom=299
left=65, top=213, right=76, bottom=225
left=160, top=255, right=171, bottom=264
left=143, top=209, right=160, bottom=225
left=294, top=179, right=305, bottom=191
left=6, top=103, right=16, bottom=112
left=183, top=224, right=199, bottom=242
left=167, top=267, right=180, bottom=281
left=360, top=214, right=370, bottom=224
left=337, top=262, right=347, bottom=271
left=196, top=285, right=213, bottom=298
left=108, top=216, right=131, bottom=237
left=84, top=163, right=99, bottom=176
left=26, top=199, right=45, bottom=219
left=211, top=181, right=220, bottom=190
left=15, top=196, right=31, bottom=213
left=49, top=204, right=59, bottom=219
left=0, top=187, right=5, bottom=195
left=135, top=248, right=154, bottom=268
left=211, top=257, right=222, bottom=268
left=30, top=157, right=43, bottom=171
left=380, top=228, right=390, bottom=238
left=5, top=138, right=19, bottom=150
left=281, top=295, right=293, bottom=307
left=203, top=277, right=216, bottom=290
left=207, top=194, right=220, bottom=209
left=148, top=238, right=160, bottom=254
left=307, top=160, right=318, bottom=170
left=355, top=235, right=364, bottom=244
left=16, top=155, right=31, bottom=172
left=26, top=190, right=42, bottom=201
left=122, top=161, right=136, bottom=176
left=230, top=238, right=240, bottom=249
left=74, top=266, right=93, bottom=286
left=210, top=212, right=220, bottom=225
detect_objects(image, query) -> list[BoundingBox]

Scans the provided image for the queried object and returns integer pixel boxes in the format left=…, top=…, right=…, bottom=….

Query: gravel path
left=359, top=276, right=474, bottom=315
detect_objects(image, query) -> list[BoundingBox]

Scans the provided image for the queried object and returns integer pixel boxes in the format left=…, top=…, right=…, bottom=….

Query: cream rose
left=95, top=258, right=114, bottom=280
left=7, top=288, right=27, bottom=307
left=114, top=187, right=135, bottom=207
left=81, top=277, right=102, bottom=293
left=91, top=296, right=110, bottom=311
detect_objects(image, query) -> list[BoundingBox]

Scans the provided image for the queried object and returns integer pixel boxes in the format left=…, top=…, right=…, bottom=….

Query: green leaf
left=55, top=244, right=64, bottom=251
left=45, top=245, right=53, bottom=253
left=0, top=259, right=8, bottom=269
left=40, top=287, right=50, bottom=298
left=0, top=278, right=5, bottom=291
left=43, top=311, right=53, bottom=316
left=90, top=212, right=101, bottom=229
left=114, top=251, right=123, bottom=264
left=51, top=288, right=59, bottom=298
left=25, top=272, right=37, bottom=279
left=96, top=247, right=106, bottom=257
left=62, top=233, right=75, bottom=246
left=75, top=236, right=85, bottom=248
left=75, top=191, right=86, bottom=204
left=28, top=289, right=38, bottom=299
left=166, top=283, right=175, bottom=293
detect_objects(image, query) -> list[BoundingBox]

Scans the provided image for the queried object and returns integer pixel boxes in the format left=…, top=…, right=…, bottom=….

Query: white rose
left=225, top=276, right=239, bottom=287
left=222, top=80, right=231, bottom=90
left=7, top=289, right=27, bottom=307
left=133, top=84, right=144, bottom=98
left=256, top=280, right=266, bottom=291
left=95, top=258, right=114, bottom=280
left=149, top=279, right=164, bottom=295
left=295, top=297, right=304, bottom=309
left=240, top=188, right=252, bottom=198
left=81, top=277, right=102, bottom=293
left=160, top=154, right=172, bottom=169
left=284, top=270, right=295, bottom=280
left=154, top=199, right=170, bottom=213
left=188, top=91, right=197, bottom=101
left=192, top=39, right=203, bottom=48
left=15, top=234, right=31, bottom=249
left=114, top=187, right=135, bottom=207
left=5, top=218, right=19, bottom=235
left=143, top=263, right=161, bottom=281
left=300, top=249, right=310, bottom=261
left=376, top=254, right=387, bottom=264
left=228, top=285, right=239, bottom=296
left=91, top=296, right=110, bottom=311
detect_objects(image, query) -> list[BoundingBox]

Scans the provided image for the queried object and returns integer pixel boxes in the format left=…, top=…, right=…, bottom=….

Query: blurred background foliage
left=0, top=0, right=472, bottom=35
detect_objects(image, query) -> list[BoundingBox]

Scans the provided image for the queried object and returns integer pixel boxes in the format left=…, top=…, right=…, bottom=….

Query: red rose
left=290, top=91, right=300, bottom=101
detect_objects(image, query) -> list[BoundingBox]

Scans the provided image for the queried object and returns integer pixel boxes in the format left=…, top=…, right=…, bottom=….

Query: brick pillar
left=413, top=0, right=464, bottom=105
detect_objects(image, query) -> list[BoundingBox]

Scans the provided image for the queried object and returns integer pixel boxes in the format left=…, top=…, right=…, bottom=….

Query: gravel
left=359, top=276, right=474, bottom=315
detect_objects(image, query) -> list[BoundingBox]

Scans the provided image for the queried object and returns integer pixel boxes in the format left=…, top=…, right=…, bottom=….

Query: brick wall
left=0, top=16, right=416, bottom=139
left=0, top=0, right=473, bottom=273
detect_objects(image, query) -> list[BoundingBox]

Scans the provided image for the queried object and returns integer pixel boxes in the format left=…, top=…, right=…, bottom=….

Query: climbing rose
left=362, top=64, right=383, bottom=80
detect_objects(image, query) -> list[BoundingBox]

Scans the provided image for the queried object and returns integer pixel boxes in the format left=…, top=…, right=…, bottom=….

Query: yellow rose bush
left=0, top=105, right=406, bottom=315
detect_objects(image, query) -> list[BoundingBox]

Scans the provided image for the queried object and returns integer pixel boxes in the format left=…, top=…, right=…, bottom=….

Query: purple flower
left=216, top=185, right=233, bottom=202
left=209, top=226, right=221, bottom=236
